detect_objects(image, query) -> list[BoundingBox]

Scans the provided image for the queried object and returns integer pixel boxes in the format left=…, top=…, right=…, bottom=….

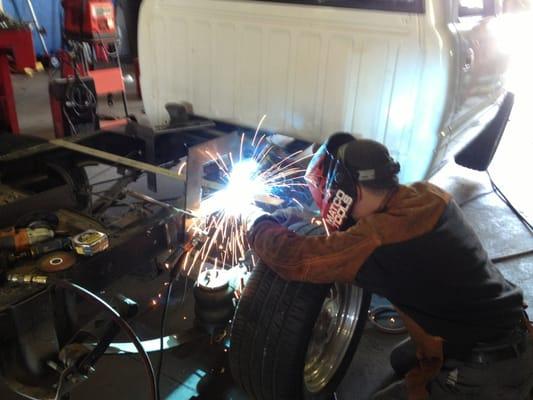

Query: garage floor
left=1, top=31, right=533, bottom=399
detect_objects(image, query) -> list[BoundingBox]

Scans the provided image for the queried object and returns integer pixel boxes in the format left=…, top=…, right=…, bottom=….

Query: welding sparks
left=182, top=131, right=310, bottom=278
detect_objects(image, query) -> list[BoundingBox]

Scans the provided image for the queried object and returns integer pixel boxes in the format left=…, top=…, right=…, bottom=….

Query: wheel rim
left=303, top=283, right=364, bottom=393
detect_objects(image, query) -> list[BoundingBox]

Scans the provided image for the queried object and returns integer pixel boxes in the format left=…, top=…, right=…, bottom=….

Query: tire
left=229, top=222, right=371, bottom=400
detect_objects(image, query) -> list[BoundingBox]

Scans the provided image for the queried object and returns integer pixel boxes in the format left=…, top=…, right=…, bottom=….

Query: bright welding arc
left=182, top=132, right=309, bottom=279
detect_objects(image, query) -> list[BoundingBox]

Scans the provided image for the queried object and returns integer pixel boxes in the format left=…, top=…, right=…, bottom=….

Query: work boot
left=390, top=338, right=417, bottom=378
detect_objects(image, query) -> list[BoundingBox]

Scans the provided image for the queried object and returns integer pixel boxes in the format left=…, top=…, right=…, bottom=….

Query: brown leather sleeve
left=366, top=182, right=451, bottom=246
left=249, top=182, right=451, bottom=284
left=248, top=219, right=381, bottom=283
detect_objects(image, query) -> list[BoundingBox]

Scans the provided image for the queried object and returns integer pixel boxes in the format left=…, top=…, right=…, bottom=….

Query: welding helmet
left=305, top=133, right=400, bottom=232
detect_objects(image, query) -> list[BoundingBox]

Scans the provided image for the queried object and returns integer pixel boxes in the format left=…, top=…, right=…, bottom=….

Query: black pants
left=373, top=337, right=533, bottom=399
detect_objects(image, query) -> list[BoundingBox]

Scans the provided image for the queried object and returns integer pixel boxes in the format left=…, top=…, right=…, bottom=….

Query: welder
left=246, top=133, right=533, bottom=400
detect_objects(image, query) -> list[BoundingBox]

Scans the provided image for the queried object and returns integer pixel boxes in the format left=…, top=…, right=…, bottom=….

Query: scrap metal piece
left=50, top=139, right=187, bottom=183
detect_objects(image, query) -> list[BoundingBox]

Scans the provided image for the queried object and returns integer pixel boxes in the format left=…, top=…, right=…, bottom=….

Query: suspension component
left=193, top=268, right=236, bottom=336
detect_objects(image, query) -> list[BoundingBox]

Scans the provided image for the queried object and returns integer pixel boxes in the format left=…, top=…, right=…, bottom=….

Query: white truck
left=139, top=0, right=511, bottom=182
left=138, top=1, right=513, bottom=399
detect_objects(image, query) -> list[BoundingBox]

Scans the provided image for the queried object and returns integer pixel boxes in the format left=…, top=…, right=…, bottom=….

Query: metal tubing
left=24, top=0, right=49, bottom=56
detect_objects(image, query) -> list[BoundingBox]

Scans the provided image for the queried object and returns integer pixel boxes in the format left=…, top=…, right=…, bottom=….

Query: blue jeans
left=372, top=337, right=533, bottom=399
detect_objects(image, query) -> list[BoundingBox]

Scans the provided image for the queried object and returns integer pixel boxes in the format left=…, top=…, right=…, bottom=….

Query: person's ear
left=356, top=184, right=363, bottom=202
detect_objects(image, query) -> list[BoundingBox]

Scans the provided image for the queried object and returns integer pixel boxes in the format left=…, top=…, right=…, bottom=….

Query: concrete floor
left=2, top=15, right=533, bottom=398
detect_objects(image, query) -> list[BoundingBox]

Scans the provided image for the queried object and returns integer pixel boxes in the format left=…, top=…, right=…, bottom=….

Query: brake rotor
left=38, top=251, right=76, bottom=272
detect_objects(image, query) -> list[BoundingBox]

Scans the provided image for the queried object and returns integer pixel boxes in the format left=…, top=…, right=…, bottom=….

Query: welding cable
left=65, top=76, right=97, bottom=118
left=157, top=269, right=176, bottom=400
left=63, top=106, right=79, bottom=136
left=26, top=278, right=159, bottom=400
left=487, top=170, right=533, bottom=232
left=61, top=55, right=97, bottom=133
left=157, top=245, right=195, bottom=400
left=458, top=190, right=494, bottom=208
left=62, top=78, right=97, bottom=136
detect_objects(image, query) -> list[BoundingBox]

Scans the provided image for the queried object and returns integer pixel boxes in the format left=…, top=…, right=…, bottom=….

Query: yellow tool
left=72, top=230, right=109, bottom=256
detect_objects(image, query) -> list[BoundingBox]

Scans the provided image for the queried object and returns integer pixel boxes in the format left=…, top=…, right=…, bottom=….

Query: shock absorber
left=193, top=268, right=236, bottom=336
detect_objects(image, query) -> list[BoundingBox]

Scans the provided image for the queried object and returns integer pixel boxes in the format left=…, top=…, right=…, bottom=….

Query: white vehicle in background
left=139, top=0, right=512, bottom=183
left=138, top=1, right=513, bottom=399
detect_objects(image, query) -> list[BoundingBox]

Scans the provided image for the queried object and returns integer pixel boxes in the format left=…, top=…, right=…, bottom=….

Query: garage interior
left=0, top=1, right=532, bottom=399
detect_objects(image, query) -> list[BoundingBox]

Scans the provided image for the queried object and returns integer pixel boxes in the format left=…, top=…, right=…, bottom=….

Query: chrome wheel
left=303, top=283, right=364, bottom=393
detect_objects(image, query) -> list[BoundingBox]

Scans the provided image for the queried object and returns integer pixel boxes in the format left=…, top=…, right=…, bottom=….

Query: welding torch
left=163, top=235, right=206, bottom=281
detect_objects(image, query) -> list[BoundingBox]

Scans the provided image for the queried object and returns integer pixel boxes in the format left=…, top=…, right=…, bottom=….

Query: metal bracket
left=184, top=133, right=241, bottom=237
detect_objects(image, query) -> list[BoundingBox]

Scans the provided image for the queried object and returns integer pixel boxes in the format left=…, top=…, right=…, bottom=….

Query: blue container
left=4, top=0, right=63, bottom=56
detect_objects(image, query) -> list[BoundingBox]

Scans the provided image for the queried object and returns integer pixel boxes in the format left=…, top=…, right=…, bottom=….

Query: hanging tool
left=23, top=0, right=49, bottom=57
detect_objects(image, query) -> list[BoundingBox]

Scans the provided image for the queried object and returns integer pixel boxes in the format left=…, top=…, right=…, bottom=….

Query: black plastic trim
left=254, top=0, right=425, bottom=13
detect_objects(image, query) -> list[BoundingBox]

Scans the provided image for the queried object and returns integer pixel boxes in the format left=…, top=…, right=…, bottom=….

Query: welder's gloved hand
left=271, top=206, right=316, bottom=227
left=243, top=205, right=271, bottom=232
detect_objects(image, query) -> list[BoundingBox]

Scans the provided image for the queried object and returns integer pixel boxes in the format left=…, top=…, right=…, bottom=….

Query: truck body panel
left=138, top=0, right=507, bottom=181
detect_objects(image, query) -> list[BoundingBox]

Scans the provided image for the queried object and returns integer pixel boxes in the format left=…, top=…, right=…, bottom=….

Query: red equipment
left=52, top=0, right=128, bottom=136
left=0, top=28, right=36, bottom=134
left=63, top=0, right=116, bottom=40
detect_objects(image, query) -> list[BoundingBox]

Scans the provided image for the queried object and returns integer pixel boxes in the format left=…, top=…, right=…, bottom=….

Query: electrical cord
left=454, top=172, right=533, bottom=232
left=59, top=51, right=98, bottom=136
left=156, top=244, right=196, bottom=400
left=458, top=190, right=494, bottom=207
left=454, top=171, right=533, bottom=262
left=157, top=268, right=176, bottom=400
left=45, top=278, right=158, bottom=400
left=66, top=79, right=97, bottom=117
left=63, top=106, right=79, bottom=136
left=65, top=74, right=97, bottom=114
left=487, top=170, right=533, bottom=232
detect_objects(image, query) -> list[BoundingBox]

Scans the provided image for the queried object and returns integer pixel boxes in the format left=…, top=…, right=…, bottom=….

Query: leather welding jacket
left=248, top=182, right=524, bottom=400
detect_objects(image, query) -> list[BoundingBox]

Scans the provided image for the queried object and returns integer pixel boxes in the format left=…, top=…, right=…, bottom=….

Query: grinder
left=0, top=227, right=54, bottom=252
